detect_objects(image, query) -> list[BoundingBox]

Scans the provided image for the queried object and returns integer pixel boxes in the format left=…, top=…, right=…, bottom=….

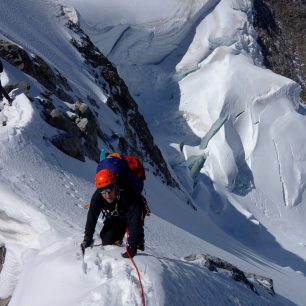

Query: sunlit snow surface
left=0, top=0, right=306, bottom=305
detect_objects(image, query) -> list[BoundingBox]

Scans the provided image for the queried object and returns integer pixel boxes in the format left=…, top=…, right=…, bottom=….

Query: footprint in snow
left=102, top=262, right=113, bottom=279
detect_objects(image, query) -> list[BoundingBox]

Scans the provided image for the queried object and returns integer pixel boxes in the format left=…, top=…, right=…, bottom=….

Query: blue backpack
left=96, top=153, right=144, bottom=194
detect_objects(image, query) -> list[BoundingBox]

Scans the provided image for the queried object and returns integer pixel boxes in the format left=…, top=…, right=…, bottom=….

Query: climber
left=0, top=59, right=13, bottom=105
left=81, top=169, right=144, bottom=258
left=96, top=150, right=149, bottom=250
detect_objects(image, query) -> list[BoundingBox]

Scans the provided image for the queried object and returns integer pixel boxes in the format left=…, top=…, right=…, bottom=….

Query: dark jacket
left=0, top=59, right=3, bottom=73
left=84, top=188, right=143, bottom=250
left=96, top=157, right=144, bottom=194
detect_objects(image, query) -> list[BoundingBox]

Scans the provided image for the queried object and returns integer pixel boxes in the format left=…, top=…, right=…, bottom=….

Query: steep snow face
left=71, top=0, right=306, bottom=237
left=67, top=3, right=306, bottom=303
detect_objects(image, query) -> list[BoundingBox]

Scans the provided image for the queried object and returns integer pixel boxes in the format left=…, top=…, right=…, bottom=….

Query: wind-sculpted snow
left=7, top=243, right=155, bottom=306
left=0, top=186, right=50, bottom=299
left=0, top=92, right=34, bottom=135
left=176, top=0, right=306, bottom=263
left=174, top=0, right=306, bottom=211
left=182, top=51, right=304, bottom=207
left=5, top=240, right=288, bottom=306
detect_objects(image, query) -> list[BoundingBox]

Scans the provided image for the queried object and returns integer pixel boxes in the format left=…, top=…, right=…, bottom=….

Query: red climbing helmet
left=95, top=169, right=116, bottom=189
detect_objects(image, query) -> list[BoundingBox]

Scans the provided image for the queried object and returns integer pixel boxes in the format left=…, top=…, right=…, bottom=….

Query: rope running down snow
left=125, top=230, right=146, bottom=306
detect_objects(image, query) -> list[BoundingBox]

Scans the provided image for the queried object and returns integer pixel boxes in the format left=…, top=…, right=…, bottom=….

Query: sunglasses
left=100, top=184, right=116, bottom=195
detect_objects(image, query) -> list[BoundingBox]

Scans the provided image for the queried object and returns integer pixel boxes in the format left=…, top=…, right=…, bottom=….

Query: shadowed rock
left=51, top=134, right=85, bottom=162
left=253, top=0, right=306, bottom=101
left=0, top=245, right=11, bottom=306
left=185, top=253, right=275, bottom=296
left=0, top=244, right=6, bottom=274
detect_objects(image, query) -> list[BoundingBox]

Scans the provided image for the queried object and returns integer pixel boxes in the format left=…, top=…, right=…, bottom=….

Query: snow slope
left=0, top=96, right=290, bottom=306
left=0, top=0, right=306, bottom=305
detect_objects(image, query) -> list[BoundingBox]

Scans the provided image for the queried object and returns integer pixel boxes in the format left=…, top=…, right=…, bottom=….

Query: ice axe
left=80, top=241, right=90, bottom=274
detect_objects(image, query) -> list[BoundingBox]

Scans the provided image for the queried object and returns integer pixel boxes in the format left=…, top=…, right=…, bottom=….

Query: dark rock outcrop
left=0, top=39, right=74, bottom=103
left=0, top=245, right=11, bottom=306
left=51, top=133, right=85, bottom=161
left=0, top=298, right=10, bottom=306
left=74, top=101, right=104, bottom=160
left=0, top=244, right=6, bottom=274
left=185, top=254, right=275, bottom=296
left=65, top=19, right=179, bottom=187
left=0, top=39, right=103, bottom=162
left=49, top=108, right=80, bottom=135
left=253, top=0, right=306, bottom=101
left=0, top=13, right=179, bottom=187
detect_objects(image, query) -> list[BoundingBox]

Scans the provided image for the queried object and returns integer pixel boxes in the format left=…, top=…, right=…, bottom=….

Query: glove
left=80, top=238, right=93, bottom=254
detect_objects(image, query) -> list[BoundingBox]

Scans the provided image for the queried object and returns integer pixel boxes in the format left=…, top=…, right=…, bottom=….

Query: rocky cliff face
left=0, top=6, right=178, bottom=188
left=65, top=18, right=178, bottom=187
left=253, top=0, right=306, bottom=101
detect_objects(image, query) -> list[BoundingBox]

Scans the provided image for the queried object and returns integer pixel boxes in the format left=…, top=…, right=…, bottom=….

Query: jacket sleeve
left=84, top=189, right=102, bottom=240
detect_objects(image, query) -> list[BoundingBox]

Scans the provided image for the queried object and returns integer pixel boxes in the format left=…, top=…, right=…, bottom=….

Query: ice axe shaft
left=81, top=244, right=86, bottom=257
left=81, top=245, right=87, bottom=274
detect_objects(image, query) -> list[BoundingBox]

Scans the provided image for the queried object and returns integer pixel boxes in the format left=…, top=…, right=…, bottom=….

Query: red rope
left=125, top=230, right=146, bottom=306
